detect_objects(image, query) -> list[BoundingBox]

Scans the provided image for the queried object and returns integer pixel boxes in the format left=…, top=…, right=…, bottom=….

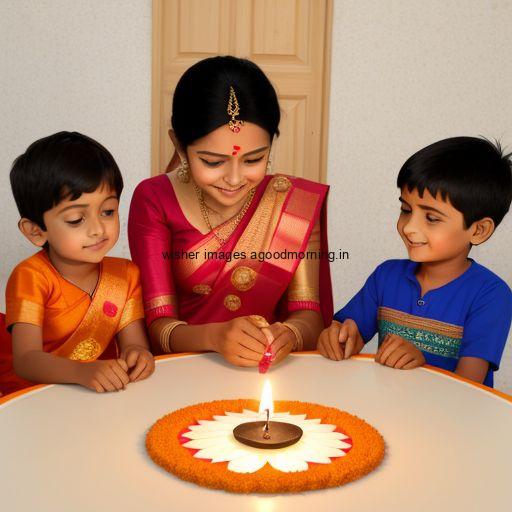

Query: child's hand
left=375, top=334, right=425, bottom=369
left=77, top=359, right=130, bottom=392
left=317, top=319, right=364, bottom=361
left=119, top=345, right=155, bottom=382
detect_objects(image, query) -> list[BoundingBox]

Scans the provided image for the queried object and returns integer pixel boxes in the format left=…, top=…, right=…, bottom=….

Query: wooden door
left=152, top=0, right=332, bottom=182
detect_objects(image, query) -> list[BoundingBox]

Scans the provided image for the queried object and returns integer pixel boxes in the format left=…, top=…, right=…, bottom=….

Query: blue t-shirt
left=334, top=259, right=512, bottom=387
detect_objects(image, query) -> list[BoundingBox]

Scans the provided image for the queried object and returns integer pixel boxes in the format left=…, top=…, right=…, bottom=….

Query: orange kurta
left=0, top=250, right=144, bottom=396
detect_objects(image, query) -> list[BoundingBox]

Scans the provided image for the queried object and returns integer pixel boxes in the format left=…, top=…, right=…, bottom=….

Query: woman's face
left=186, top=122, right=271, bottom=208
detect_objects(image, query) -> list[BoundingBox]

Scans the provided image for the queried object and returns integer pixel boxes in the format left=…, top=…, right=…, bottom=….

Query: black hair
left=397, top=136, right=512, bottom=228
left=171, top=56, right=280, bottom=148
left=10, top=131, right=123, bottom=230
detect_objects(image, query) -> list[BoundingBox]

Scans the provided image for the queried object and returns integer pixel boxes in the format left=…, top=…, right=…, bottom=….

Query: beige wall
left=0, top=1, right=511, bottom=391
left=327, top=0, right=512, bottom=392
left=0, top=0, right=152, bottom=308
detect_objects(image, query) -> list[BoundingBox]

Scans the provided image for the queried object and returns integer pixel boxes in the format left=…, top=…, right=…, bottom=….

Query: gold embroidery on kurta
left=378, top=307, right=463, bottom=338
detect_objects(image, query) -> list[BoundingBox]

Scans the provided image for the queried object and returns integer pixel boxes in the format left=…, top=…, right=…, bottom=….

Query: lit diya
left=146, top=379, right=385, bottom=492
left=232, top=380, right=303, bottom=449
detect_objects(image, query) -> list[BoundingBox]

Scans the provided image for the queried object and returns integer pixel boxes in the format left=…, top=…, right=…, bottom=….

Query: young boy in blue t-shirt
left=318, top=137, right=512, bottom=387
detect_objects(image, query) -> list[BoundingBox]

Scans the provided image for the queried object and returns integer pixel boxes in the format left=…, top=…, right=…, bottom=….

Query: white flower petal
left=182, top=409, right=352, bottom=474
left=304, top=443, right=347, bottom=458
left=286, top=413, right=307, bottom=421
left=193, top=442, right=238, bottom=460
left=226, top=411, right=257, bottom=419
left=307, top=431, right=349, bottom=440
left=275, top=445, right=307, bottom=461
left=228, top=454, right=267, bottom=474
left=242, top=409, right=260, bottom=417
left=297, top=445, right=334, bottom=464
left=299, top=418, right=322, bottom=425
left=273, top=418, right=301, bottom=426
left=274, top=414, right=291, bottom=419
left=268, top=453, right=308, bottom=473
left=212, top=415, right=248, bottom=424
left=303, top=437, right=352, bottom=449
left=301, top=423, right=337, bottom=433
left=210, top=444, right=251, bottom=463
left=286, top=418, right=320, bottom=430
left=183, top=430, right=231, bottom=439
left=183, top=437, right=226, bottom=449
left=195, top=420, right=233, bottom=429
left=193, top=444, right=231, bottom=460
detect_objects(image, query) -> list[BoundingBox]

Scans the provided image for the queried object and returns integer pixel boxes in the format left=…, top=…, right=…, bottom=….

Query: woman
left=128, top=56, right=332, bottom=367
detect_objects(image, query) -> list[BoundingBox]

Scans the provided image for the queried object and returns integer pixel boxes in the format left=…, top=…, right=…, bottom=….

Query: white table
left=1, top=353, right=511, bottom=512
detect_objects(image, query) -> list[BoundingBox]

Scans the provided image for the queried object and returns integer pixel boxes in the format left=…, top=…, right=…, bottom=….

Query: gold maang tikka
left=227, top=86, right=244, bottom=133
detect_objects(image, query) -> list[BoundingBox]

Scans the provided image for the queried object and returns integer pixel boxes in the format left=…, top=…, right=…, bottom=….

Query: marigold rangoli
left=146, top=399, right=385, bottom=493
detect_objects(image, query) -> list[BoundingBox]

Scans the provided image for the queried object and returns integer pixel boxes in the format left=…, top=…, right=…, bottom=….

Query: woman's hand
left=375, top=334, right=425, bottom=369
left=266, top=322, right=296, bottom=365
left=211, top=317, right=268, bottom=367
left=317, top=319, right=364, bottom=361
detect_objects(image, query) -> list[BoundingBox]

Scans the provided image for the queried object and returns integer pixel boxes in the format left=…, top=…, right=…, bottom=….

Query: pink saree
left=128, top=174, right=333, bottom=339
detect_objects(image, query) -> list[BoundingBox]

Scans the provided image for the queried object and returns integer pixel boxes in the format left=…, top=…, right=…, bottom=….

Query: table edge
left=1, top=350, right=510, bottom=407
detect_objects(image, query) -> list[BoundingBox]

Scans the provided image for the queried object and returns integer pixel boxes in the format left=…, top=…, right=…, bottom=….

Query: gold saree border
left=145, top=294, right=177, bottom=310
left=287, top=285, right=320, bottom=302
left=118, top=297, right=145, bottom=332
left=52, top=259, right=129, bottom=361
left=174, top=232, right=222, bottom=280
left=222, top=177, right=287, bottom=275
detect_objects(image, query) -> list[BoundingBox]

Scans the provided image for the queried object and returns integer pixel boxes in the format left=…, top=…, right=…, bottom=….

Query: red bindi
left=232, top=145, right=241, bottom=156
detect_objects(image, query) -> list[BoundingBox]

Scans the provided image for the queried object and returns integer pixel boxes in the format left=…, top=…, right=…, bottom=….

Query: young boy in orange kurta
left=0, top=131, right=154, bottom=396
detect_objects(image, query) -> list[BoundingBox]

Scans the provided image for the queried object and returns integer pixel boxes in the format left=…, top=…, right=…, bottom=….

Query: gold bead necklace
left=194, top=184, right=256, bottom=245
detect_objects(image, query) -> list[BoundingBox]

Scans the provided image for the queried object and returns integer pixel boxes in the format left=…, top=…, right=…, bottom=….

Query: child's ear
left=18, top=218, right=48, bottom=247
left=469, top=217, right=495, bottom=246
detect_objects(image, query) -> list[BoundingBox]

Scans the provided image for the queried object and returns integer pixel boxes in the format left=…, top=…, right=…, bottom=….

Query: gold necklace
left=194, top=184, right=256, bottom=245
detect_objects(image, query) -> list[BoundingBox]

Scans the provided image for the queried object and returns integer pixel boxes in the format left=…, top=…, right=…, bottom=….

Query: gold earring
left=177, top=159, right=190, bottom=183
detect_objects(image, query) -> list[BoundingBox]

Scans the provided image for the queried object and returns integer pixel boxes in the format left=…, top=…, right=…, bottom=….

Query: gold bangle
left=282, top=321, right=304, bottom=352
left=160, top=320, right=188, bottom=353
